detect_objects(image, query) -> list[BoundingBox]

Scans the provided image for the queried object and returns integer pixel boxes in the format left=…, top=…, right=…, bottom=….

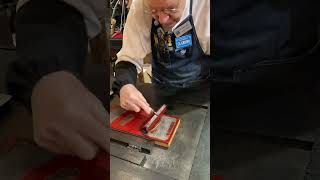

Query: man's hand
left=119, top=84, right=152, bottom=114
left=31, top=71, right=108, bottom=160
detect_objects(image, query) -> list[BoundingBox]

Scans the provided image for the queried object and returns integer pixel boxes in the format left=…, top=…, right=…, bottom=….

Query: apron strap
left=189, top=0, right=193, bottom=15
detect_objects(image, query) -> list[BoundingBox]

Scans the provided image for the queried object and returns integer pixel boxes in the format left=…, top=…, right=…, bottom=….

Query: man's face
left=144, top=0, right=186, bottom=30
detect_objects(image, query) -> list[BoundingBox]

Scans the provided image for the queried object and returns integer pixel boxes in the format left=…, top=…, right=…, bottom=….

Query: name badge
left=175, top=34, right=192, bottom=49
left=173, top=21, right=192, bottom=37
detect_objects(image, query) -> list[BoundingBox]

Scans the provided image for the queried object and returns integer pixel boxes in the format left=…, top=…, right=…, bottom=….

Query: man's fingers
left=66, top=133, right=99, bottom=160
left=35, top=127, right=74, bottom=155
left=132, top=88, right=151, bottom=113
left=38, top=138, right=69, bottom=155
left=79, top=116, right=109, bottom=153
left=137, top=94, right=150, bottom=107
left=123, top=96, right=151, bottom=114
left=135, top=99, right=152, bottom=114
left=90, top=101, right=108, bottom=127
left=129, top=103, right=141, bottom=112
left=119, top=85, right=152, bottom=114
left=121, top=102, right=137, bottom=112
left=137, top=92, right=148, bottom=103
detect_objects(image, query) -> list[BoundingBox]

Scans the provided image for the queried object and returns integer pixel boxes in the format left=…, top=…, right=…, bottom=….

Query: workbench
left=0, top=51, right=210, bottom=179
left=109, top=83, right=210, bottom=180
left=213, top=83, right=320, bottom=180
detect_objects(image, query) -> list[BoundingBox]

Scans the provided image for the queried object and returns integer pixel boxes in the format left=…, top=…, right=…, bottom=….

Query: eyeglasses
left=144, top=8, right=179, bottom=16
left=143, top=0, right=181, bottom=16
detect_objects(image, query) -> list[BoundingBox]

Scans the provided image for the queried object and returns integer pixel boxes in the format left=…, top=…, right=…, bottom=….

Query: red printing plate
left=110, top=107, right=180, bottom=145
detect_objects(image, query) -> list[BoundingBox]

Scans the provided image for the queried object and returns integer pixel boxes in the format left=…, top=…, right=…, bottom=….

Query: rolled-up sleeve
left=115, top=0, right=153, bottom=74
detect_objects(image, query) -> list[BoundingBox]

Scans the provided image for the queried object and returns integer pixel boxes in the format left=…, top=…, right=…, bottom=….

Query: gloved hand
left=31, top=71, right=108, bottom=160
left=119, top=84, right=153, bottom=114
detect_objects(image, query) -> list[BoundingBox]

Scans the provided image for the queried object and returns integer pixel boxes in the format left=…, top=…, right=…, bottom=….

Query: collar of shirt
left=172, top=0, right=190, bottom=31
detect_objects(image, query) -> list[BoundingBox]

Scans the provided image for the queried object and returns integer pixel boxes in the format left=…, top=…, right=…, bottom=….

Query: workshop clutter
left=139, top=63, right=152, bottom=83
left=0, top=0, right=17, bottom=49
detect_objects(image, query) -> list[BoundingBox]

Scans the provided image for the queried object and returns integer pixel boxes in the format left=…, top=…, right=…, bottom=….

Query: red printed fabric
left=212, top=175, right=224, bottom=180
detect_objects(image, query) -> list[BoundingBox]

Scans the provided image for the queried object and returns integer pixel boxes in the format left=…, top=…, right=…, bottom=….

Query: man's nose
left=158, top=12, right=170, bottom=25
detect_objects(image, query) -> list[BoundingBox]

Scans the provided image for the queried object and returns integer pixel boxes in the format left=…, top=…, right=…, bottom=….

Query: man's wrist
left=112, top=61, right=138, bottom=95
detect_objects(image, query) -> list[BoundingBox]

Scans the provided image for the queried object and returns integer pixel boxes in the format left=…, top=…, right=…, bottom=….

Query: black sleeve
left=5, top=0, right=88, bottom=110
left=111, top=61, right=138, bottom=95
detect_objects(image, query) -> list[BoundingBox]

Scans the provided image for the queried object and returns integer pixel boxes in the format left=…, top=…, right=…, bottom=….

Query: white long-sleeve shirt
left=16, top=0, right=105, bottom=39
left=116, top=0, right=210, bottom=73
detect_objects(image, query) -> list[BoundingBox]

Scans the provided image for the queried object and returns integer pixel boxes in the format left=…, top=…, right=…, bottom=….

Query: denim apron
left=150, top=0, right=209, bottom=89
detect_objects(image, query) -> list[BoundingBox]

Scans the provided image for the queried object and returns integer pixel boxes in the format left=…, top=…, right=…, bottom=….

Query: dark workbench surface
left=213, top=83, right=320, bottom=180
left=109, top=83, right=210, bottom=180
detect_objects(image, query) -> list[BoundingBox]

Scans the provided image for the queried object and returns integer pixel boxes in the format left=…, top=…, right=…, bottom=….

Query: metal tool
left=152, top=109, right=159, bottom=116
left=141, top=105, right=166, bottom=134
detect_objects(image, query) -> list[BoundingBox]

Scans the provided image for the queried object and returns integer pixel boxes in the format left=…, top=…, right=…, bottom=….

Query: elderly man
left=112, top=0, right=210, bottom=113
